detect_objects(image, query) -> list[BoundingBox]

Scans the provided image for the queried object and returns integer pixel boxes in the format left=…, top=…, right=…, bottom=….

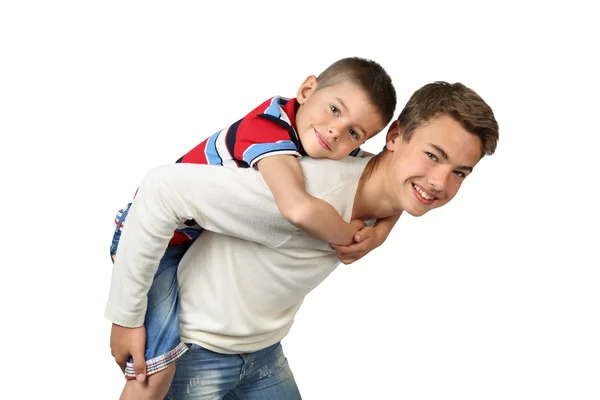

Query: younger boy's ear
left=296, top=75, right=318, bottom=104
left=385, top=120, right=401, bottom=151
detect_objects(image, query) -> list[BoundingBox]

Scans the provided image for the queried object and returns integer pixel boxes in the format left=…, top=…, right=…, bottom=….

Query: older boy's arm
left=257, top=155, right=362, bottom=246
left=331, top=212, right=401, bottom=264
left=105, top=163, right=287, bottom=328
left=370, top=213, right=401, bottom=243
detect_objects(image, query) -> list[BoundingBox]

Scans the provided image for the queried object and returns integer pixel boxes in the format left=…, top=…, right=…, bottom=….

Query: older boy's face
left=386, top=115, right=482, bottom=216
left=295, top=77, right=384, bottom=159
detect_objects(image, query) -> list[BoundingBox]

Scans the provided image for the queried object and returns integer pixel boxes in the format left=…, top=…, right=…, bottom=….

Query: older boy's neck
left=352, top=155, right=398, bottom=220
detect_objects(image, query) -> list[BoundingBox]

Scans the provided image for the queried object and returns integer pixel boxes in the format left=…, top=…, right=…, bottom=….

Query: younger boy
left=109, top=57, right=399, bottom=380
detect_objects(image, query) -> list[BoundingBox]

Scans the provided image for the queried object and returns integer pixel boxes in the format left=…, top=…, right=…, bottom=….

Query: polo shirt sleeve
left=234, top=99, right=302, bottom=168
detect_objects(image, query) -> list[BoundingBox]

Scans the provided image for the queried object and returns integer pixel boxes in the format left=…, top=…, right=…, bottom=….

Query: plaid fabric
left=124, top=342, right=189, bottom=379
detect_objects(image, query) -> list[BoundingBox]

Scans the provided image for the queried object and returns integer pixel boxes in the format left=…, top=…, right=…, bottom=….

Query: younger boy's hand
left=348, top=218, right=366, bottom=235
left=331, top=225, right=381, bottom=264
left=110, top=323, right=147, bottom=381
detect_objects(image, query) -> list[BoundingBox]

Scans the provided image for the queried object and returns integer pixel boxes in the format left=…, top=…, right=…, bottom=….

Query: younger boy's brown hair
left=317, top=57, right=397, bottom=128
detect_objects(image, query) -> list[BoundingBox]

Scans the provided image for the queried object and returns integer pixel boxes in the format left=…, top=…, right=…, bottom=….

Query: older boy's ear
left=385, top=120, right=401, bottom=151
left=296, top=75, right=318, bottom=104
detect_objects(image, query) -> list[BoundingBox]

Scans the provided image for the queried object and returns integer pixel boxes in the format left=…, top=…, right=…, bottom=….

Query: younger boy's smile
left=314, top=129, right=332, bottom=151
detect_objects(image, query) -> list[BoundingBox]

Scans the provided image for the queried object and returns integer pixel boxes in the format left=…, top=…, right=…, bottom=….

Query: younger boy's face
left=295, top=76, right=384, bottom=159
left=385, top=115, right=482, bottom=217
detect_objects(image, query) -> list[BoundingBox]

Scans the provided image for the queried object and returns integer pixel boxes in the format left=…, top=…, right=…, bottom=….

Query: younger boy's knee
left=121, top=364, right=176, bottom=400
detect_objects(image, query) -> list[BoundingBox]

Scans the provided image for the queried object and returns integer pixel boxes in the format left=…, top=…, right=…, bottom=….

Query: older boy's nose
left=428, top=168, right=450, bottom=191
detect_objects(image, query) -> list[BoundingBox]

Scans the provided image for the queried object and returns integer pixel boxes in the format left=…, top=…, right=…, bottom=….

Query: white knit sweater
left=105, top=156, right=370, bottom=353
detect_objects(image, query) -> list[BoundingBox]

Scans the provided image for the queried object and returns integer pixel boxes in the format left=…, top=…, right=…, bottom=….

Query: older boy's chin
left=403, top=203, right=437, bottom=217
left=404, top=208, right=427, bottom=217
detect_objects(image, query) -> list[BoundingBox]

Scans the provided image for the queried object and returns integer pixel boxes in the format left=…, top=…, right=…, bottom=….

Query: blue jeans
left=166, top=343, right=302, bottom=399
left=110, top=203, right=192, bottom=378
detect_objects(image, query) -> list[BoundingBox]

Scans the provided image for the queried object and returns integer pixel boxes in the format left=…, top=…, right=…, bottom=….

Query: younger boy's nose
left=328, top=128, right=340, bottom=141
left=329, top=122, right=345, bottom=141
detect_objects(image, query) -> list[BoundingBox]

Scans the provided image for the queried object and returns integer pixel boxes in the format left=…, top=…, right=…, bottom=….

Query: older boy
left=107, top=81, right=499, bottom=399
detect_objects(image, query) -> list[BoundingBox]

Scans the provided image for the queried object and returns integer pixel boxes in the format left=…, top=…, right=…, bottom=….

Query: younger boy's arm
left=257, top=155, right=363, bottom=246
left=331, top=212, right=401, bottom=264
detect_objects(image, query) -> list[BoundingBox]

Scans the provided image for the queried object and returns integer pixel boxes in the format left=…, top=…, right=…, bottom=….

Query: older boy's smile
left=378, top=115, right=483, bottom=217
left=412, top=183, right=436, bottom=204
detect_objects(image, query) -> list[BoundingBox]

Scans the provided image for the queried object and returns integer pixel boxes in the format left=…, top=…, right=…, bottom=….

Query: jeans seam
left=114, top=203, right=130, bottom=234
left=232, top=388, right=246, bottom=399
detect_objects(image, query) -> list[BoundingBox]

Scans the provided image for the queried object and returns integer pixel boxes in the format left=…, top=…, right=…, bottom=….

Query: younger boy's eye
left=349, top=129, right=359, bottom=140
left=426, top=152, right=438, bottom=161
left=330, top=105, right=340, bottom=116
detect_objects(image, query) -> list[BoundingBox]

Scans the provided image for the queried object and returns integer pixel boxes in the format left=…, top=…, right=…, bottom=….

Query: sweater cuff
left=104, top=303, right=145, bottom=328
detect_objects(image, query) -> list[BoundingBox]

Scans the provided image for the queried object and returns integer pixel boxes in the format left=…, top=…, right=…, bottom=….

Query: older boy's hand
left=331, top=225, right=381, bottom=264
left=110, top=323, right=147, bottom=381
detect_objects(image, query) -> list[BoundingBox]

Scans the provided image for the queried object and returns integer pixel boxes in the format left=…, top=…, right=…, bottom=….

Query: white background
left=1, top=1, right=598, bottom=399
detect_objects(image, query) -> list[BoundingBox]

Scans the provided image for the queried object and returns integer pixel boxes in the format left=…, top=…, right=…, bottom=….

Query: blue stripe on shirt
left=243, top=141, right=299, bottom=165
left=264, top=98, right=282, bottom=118
left=205, top=131, right=223, bottom=165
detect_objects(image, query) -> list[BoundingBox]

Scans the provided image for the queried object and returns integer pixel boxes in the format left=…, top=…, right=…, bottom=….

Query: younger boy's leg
left=109, top=204, right=195, bottom=398
left=121, top=364, right=176, bottom=400
left=110, top=203, right=191, bottom=380
left=113, top=242, right=191, bottom=399
left=121, top=243, right=191, bottom=380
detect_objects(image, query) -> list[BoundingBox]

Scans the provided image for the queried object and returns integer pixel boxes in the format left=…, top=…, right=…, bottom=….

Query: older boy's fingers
left=354, top=230, right=374, bottom=243
left=340, top=242, right=366, bottom=253
left=114, top=355, right=127, bottom=373
left=132, top=350, right=147, bottom=382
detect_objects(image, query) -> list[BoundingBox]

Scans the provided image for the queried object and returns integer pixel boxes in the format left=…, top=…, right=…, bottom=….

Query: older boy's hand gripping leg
left=110, top=323, right=147, bottom=381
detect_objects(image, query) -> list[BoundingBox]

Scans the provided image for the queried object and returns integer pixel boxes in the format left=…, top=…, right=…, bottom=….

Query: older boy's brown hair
left=397, top=81, right=499, bottom=156
left=316, top=57, right=397, bottom=128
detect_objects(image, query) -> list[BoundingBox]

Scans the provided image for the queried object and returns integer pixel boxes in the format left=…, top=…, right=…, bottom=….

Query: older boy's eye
left=330, top=105, right=340, bottom=116
left=426, top=152, right=437, bottom=161
left=454, top=171, right=465, bottom=178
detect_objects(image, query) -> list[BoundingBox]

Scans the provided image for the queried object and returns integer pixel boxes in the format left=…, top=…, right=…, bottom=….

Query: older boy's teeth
left=413, top=184, right=434, bottom=200
left=420, top=191, right=434, bottom=200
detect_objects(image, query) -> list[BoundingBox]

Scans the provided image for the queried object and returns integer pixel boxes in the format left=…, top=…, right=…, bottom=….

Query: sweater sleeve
left=104, top=163, right=292, bottom=327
